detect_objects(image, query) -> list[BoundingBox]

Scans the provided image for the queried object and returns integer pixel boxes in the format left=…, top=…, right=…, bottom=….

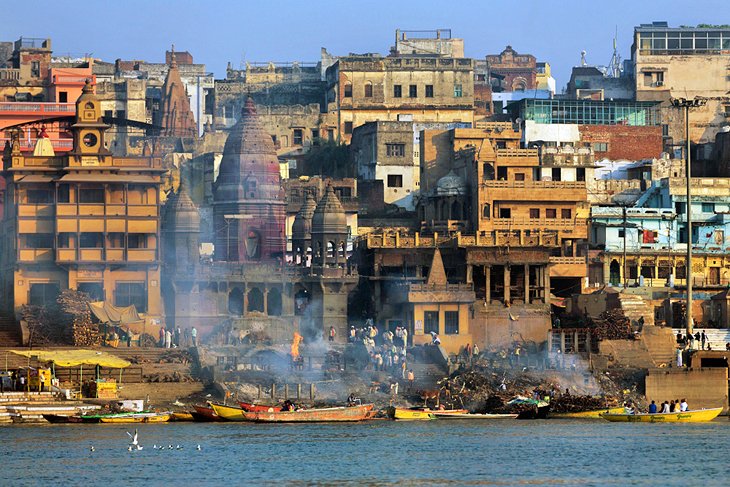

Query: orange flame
left=291, top=332, right=303, bottom=359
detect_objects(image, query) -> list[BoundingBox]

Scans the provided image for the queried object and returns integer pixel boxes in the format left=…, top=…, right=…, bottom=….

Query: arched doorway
left=295, top=287, right=310, bottom=316
left=267, top=288, right=282, bottom=316
left=247, top=287, right=264, bottom=313
left=609, top=260, right=621, bottom=286
left=228, top=287, right=244, bottom=315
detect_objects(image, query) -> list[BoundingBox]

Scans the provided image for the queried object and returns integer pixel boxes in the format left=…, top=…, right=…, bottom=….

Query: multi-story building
left=391, top=29, right=464, bottom=58
left=0, top=81, right=165, bottom=323
left=326, top=54, right=474, bottom=143
left=632, top=21, right=730, bottom=155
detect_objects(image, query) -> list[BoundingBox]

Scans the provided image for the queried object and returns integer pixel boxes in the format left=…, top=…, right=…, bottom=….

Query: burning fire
left=291, top=332, right=303, bottom=359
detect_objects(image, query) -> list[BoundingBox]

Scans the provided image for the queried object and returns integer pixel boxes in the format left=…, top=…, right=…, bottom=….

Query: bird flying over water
left=126, top=429, right=139, bottom=446
left=196, top=444, right=201, bottom=451
left=90, top=446, right=95, bottom=452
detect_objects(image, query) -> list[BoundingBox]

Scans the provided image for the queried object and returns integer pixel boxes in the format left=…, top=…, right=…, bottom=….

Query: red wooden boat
left=191, top=404, right=221, bottom=422
left=215, top=403, right=375, bottom=423
left=238, top=401, right=283, bottom=413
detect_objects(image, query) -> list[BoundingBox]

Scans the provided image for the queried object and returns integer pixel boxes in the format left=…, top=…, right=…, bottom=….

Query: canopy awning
left=18, top=175, right=55, bottom=183
left=58, top=173, right=157, bottom=183
left=89, top=301, right=143, bottom=327
left=9, top=349, right=131, bottom=368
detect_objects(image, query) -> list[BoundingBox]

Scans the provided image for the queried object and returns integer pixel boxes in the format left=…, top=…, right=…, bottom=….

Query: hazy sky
left=1, top=0, right=727, bottom=90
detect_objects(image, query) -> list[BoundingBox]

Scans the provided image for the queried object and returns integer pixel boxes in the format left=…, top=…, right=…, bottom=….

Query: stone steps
left=671, top=328, right=730, bottom=351
left=0, top=317, right=22, bottom=347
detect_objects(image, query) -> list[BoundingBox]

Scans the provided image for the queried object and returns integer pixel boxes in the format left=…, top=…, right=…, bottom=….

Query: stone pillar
left=524, top=264, right=530, bottom=304
left=466, top=264, right=473, bottom=285
left=560, top=332, right=566, bottom=354
left=574, top=330, right=579, bottom=353
left=485, top=265, right=491, bottom=304
left=543, top=265, right=551, bottom=303
left=263, top=288, right=269, bottom=315
left=504, top=265, right=511, bottom=305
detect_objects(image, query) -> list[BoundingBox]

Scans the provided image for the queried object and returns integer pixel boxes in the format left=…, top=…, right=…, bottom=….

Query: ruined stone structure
left=486, top=46, right=537, bottom=92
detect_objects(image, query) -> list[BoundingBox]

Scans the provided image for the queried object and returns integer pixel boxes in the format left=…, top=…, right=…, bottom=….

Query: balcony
left=18, top=249, right=54, bottom=262
left=495, top=148, right=539, bottom=166
left=0, top=137, right=74, bottom=152
left=0, top=102, right=75, bottom=116
left=0, top=68, right=20, bottom=81
left=52, top=75, right=95, bottom=86
left=491, top=218, right=588, bottom=230
left=55, top=248, right=157, bottom=263
left=482, top=180, right=586, bottom=189
left=549, top=256, right=587, bottom=278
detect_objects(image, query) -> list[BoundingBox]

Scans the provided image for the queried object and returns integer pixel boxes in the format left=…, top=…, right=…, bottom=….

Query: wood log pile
left=590, top=309, right=634, bottom=340
left=550, top=394, right=619, bottom=413
left=144, top=371, right=195, bottom=383
left=57, top=289, right=100, bottom=346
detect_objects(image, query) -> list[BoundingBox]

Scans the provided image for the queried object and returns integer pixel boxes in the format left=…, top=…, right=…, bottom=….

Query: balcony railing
left=0, top=102, right=75, bottom=114
left=364, top=230, right=560, bottom=248
left=0, top=137, right=74, bottom=151
left=491, top=218, right=588, bottom=229
left=482, top=180, right=586, bottom=189
left=0, top=68, right=20, bottom=81
left=549, top=256, right=586, bottom=265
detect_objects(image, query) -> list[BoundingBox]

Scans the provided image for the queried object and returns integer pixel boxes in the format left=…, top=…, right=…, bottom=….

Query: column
left=485, top=265, right=491, bottom=304
left=524, top=264, right=530, bottom=304
left=263, top=288, right=269, bottom=315
left=466, top=264, right=473, bottom=285
left=543, top=265, right=551, bottom=303
left=504, top=265, right=511, bottom=305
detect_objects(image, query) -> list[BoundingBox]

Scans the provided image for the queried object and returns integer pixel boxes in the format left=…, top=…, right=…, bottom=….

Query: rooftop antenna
left=580, top=50, right=587, bottom=66
left=608, top=27, right=622, bottom=78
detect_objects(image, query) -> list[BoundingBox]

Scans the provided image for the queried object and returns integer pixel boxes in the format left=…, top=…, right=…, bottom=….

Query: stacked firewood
left=550, top=394, right=619, bottom=413
left=57, top=289, right=101, bottom=346
left=591, top=309, right=634, bottom=340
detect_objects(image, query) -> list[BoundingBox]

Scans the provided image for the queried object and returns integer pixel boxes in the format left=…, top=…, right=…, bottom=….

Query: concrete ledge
left=645, top=367, right=729, bottom=414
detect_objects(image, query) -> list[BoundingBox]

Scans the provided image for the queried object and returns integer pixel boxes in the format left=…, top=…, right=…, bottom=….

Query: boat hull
left=191, top=405, right=220, bottom=422
left=42, top=414, right=87, bottom=424
left=433, top=412, right=519, bottom=419
left=171, top=412, right=194, bottom=422
left=600, top=408, right=723, bottom=423
left=551, top=407, right=625, bottom=419
left=238, top=401, right=282, bottom=413
left=98, top=413, right=171, bottom=424
left=212, top=402, right=374, bottom=422
left=392, top=408, right=436, bottom=420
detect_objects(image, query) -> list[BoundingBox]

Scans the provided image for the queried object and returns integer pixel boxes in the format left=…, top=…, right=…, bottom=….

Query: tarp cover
left=89, top=301, right=143, bottom=328
left=9, top=350, right=131, bottom=368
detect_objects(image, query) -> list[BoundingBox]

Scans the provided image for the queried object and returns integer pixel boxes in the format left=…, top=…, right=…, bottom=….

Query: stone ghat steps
left=0, top=402, right=101, bottom=423
left=0, top=317, right=22, bottom=347
left=642, top=326, right=677, bottom=366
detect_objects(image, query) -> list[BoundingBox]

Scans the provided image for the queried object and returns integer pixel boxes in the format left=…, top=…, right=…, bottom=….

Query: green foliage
left=301, top=139, right=352, bottom=177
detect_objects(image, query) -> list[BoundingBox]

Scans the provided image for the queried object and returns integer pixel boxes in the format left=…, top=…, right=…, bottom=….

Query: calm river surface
left=1, top=419, right=729, bottom=486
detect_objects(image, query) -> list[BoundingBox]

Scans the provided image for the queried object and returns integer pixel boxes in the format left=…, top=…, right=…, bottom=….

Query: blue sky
left=1, top=0, right=727, bottom=90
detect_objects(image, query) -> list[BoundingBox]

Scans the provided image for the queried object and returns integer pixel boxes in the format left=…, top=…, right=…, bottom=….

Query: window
left=293, top=129, right=303, bottom=146
left=546, top=209, right=557, bottom=219
left=57, top=184, right=71, bottom=203
left=115, top=282, right=146, bottom=313
left=482, top=204, right=491, bottom=219
left=311, top=129, right=319, bottom=140
left=387, top=174, right=403, bottom=188
left=593, top=142, right=608, bottom=152
left=79, top=233, right=103, bottom=248
left=31, top=61, right=40, bottom=78
left=675, top=202, right=685, bottom=215
left=386, top=143, right=405, bottom=157
left=59, top=92, right=68, bottom=103
left=618, top=229, right=625, bottom=238
left=344, top=122, right=353, bottom=134
left=497, top=167, right=507, bottom=180
left=702, top=203, right=715, bottom=213
left=499, top=208, right=511, bottom=218
left=29, top=283, right=60, bottom=307
left=393, top=85, right=402, bottom=98
left=551, top=168, right=561, bottom=181
left=425, top=85, right=434, bottom=97
left=514, top=173, right=525, bottom=181
left=561, top=209, right=572, bottom=219
left=496, top=141, right=507, bottom=149
left=21, top=233, right=54, bottom=249
left=409, top=85, right=417, bottom=98
left=117, top=110, right=126, bottom=120
left=577, top=168, right=586, bottom=182
left=25, top=189, right=53, bottom=204
left=78, top=282, right=104, bottom=301
left=343, top=83, right=352, bottom=98
left=529, top=208, right=540, bottom=219
left=79, top=187, right=104, bottom=203
left=107, top=233, right=124, bottom=248
left=128, top=234, right=148, bottom=249
left=327, top=129, right=334, bottom=141
left=454, top=84, right=463, bottom=97
left=445, top=311, right=459, bottom=335
left=57, top=233, right=73, bottom=248
left=424, top=311, right=439, bottom=335
left=364, top=83, right=373, bottom=98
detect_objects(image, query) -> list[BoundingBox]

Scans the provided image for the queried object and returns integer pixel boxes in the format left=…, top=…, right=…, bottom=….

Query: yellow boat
left=392, top=407, right=436, bottom=420
left=600, top=407, right=723, bottom=423
left=171, top=412, right=194, bottom=422
left=99, top=413, right=172, bottom=424
left=552, top=407, right=625, bottom=419
left=210, top=403, right=250, bottom=421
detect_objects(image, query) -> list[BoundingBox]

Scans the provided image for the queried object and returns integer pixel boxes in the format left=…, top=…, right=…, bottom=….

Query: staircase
left=0, top=317, right=22, bottom=347
left=618, top=293, right=654, bottom=326
left=671, top=328, right=730, bottom=351
left=642, top=326, right=676, bottom=366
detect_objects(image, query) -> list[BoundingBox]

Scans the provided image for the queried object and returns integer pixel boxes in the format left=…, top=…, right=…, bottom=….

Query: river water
left=1, top=419, right=728, bottom=486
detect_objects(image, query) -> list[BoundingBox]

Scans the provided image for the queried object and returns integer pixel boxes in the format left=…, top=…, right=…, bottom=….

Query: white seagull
left=127, top=445, right=133, bottom=452
left=196, top=444, right=201, bottom=451
left=90, top=446, right=95, bottom=452
left=127, top=428, right=143, bottom=450
left=176, top=445, right=183, bottom=450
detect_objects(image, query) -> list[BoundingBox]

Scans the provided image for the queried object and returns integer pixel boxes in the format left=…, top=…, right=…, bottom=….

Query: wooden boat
left=600, top=407, right=723, bottom=423
left=551, top=407, right=625, bottom=419
left=432, top=412, right=519, bottom=419
left=238, top=401, right=282, bottom=413
left=392, top=407, right=436, bottom=420
left=212, top=402, right=374, bottom=422
left=98, top=412, right=172, bottom=424
left=415, top=408, right=468, bottom=415
left=42, top=414, right=87, bottom=424
left=191, top=405, right=220, bottom=422
left=171, top=412, right=194, bottom=422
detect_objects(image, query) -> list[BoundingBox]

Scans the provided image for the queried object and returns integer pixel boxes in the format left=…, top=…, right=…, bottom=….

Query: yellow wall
left=411, top=302, right=472, bottom=354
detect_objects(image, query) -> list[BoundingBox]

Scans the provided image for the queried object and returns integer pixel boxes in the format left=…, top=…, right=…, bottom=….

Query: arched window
left=228, top=288, right=244, bottom=315
left=267, top=288, right=282, bottom=316
left=344, top=82, right=352, bottom=98
left=451, top=200, right=461, bottom=220
left=482, top=204, right=491, bottom=220
left=247, top=287, right=264, bottom=313
left=245, top=231, right=261, bottom=260
left=327, top=241, right=335, bottom=258
left=364, top=82, right=373, bottom=98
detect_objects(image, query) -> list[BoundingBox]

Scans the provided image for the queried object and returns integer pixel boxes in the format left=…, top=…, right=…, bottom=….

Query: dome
left=165, top=182, right=200, bottom=233
left=292, top=192, right=317, bottom=241
left=311, top=185, right=347, bottom=235
left=214, top=96, right=281, bottom=202
left=436, top=170, right=466, bottom=196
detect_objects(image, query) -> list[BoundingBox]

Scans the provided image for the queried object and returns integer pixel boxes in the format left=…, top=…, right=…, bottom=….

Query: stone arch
left=451, top=200, right=461, bottom=220
left=609, top=260, right=621, bottom=286
left=267, top=287, right=282, bottom=316
left=228, top=287, right=244, bottom=316
left=247, top=287, right=264, bottom=313
left=294, top=286, right=310, bottom=316
left=482, top=203, right=491, bottom=219
left=483, top=162, right=494, bottom=180
left=327, top=241, right=335, bottom=258
left=364, top=81, right=373, bottom=98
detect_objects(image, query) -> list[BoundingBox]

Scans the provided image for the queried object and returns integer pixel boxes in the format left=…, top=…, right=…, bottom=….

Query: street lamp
left=670, top=96, right=706, bottom=336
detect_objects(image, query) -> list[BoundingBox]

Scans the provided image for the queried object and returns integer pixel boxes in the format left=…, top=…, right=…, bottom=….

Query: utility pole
left=671, top=97, right=706, bottom=336
left=622, top=206, right=628, bottom=288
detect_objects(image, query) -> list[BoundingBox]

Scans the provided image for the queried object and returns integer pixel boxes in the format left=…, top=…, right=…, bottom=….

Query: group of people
left=648, top=399, right=689, bottom=413
left=349, top=321, right=409, bottom=350
left=676, top=330, right=711, bottom=350
left=158, top=326, right=197, bottom=349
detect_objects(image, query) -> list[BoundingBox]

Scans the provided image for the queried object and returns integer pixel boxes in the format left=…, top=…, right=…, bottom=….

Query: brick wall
left=579, top=125, right=663, bottom=161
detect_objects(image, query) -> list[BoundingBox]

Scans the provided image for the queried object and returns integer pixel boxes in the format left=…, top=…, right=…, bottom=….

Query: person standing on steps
left=191, top=326, right=198, bottom=347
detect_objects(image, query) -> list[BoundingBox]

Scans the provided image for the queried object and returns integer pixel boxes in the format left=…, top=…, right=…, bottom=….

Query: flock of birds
left=88, top=429, right=202, bottom=453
